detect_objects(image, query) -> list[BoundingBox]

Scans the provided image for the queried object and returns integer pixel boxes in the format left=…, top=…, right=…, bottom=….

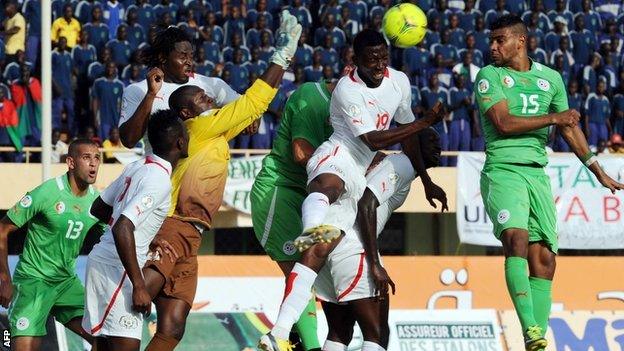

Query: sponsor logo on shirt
left=283, top=241, right=297, bottom=255
left=503, top=76, right=515, bottom=88
left=537, top=79, right=550, bottom=91
left=388, top=172, right=399, bottom=185
left=119, top=315, right=139, bottom=329
left=19, top=195, right=32, bottom=208
left=477, top=79, right=489, bottom=93
left=141, top=195, right=154, bottom=209
left=55, top=201, right=66, bottom=214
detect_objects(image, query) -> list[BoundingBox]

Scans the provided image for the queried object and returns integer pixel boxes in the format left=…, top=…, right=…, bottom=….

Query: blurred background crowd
left=1, top=0, right=624, bottom=164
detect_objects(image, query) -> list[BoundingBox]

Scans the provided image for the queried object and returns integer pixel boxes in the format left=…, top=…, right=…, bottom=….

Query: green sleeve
left=550, top=72, right=569, bottom=113
left=474, top=67, right=506, bottom=116
left=6, top=184, right=50, bottom=228
left=289, top=98, right=326, bottom=148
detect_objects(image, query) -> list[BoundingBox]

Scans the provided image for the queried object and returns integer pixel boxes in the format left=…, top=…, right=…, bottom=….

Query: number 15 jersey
left=7, top=174, right=103, bottom=283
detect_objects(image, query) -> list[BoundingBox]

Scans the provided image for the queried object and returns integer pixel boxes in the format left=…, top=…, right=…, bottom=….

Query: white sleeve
left=335, top=86, right=377, bottom=137
left=196, top=74, right=240, bottom=107
left=118, top=170, right=171, bottom=228
left=393, top=72, right=416, bottom=124
left=119, top=83, right=146, bottom=127
left=100, top=171, right=126, bottom=205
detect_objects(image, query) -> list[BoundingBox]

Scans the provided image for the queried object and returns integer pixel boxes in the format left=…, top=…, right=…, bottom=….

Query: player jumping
left=475, top=15, right=624, bottom=351
left=259, top=28, right=447, bottom=351
left=0, top=139, right=104, bottom=351
left=135, top=11, right=303, bottom=351
left=82, top=112, right=188, bottom=351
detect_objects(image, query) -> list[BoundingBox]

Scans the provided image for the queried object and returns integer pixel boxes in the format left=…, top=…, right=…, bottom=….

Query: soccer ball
left=382, top=3, right=428, bottom=48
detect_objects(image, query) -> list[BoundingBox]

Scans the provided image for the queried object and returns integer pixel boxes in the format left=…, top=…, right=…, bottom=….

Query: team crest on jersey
left=283, top=241, right=296, bottom=256
left=388, top=172, right=399, bottom=185
left=55, top=201, right=66, bottom=214
left=503, top=76, right=515, bottom=88
left=119, top=315, right=139, bottom=329
left=141, top=195, right=154, bottom=209
left=348, top=104, right=361, bottom=118
left=19, top=195, right=32, bottom=208
left=537, top=79, right=550, bottom=91
left=16, top=317, right=29, bottom=331
left=497, top=209, right=511, bottom=224
left=477, top=79, right=489, bottom=93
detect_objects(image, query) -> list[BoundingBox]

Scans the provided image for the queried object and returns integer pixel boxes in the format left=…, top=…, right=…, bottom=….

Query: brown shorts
left=145, top=217, right=202, bottom=307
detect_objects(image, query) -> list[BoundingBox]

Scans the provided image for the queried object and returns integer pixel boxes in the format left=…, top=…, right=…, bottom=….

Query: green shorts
left=480, top=163, right=558, bottom=253
left=251, top=180, right=306, bottom=261
left=9, top=274, right=84, bottom=336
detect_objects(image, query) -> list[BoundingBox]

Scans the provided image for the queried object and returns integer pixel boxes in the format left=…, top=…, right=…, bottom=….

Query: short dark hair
left=353, top=29, right=386, bottom=57
left=147, top=110, right=185, bottom=155
left=143, top=26, right=191, bottom=68
left=68, top=138, right=98, bottom=158
left=169, top=85, right=202, bottom=114
left=489, top=14, right=527, bottom=35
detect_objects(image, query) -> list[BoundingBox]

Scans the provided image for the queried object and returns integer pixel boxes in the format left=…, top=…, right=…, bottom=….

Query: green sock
left=294, top=296, right=321, bottom=350
left=529, top=276, right=552, bottom=335
left=505, top=257, right=537, bottom=332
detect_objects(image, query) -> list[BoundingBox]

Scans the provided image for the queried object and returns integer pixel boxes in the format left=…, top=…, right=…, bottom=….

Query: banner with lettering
left=457, top=153, right=624, bottom=249
left=223, top=156, right=264, bottom=214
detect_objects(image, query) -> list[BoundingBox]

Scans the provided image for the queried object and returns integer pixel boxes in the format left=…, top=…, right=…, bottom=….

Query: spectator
left=458, top=33, right=484, bottom=67
left=315, top=34, right=339, bottom=74
left=222, top=31, right=251, bottom=63
left=246, top=14, right=273, bottom=49
left=51, top=5, right=81, bottom=49
left=458, top=0, right=481, bottom=32
left=410, top=84, right=423, bottom=117
left=343, top=0, right=368, bottom=26
left=369, top=0, right=391, bottom=20
left=452, top=51, right=480, bottom=88
left=243, top=47, right=268, bottom=77
left=505, top=0, right=526, bottom=14
left=550, top=36, right=575, bottom=72
left=338, top=45, right=354, bottom=74
left=484, top=0, right=510, bottom=29
left=601, top=54, right=618, bottom=94
left=256, top=30, right=275, bottom=63
left=92, top=62, right=124, bottom=140
left=569, top=0, right=583, bottom=13
left=431, top=30, right=459, bottom=68
left=83, top=7, right=110, bottom=53
left=614, top=83, right=624, bottom=135
left=1, top=1, right=26, bottom=63
left=200, top=28, right=222, bottom=63
left=470, top=17, right=490, bottom=57
left=102, top=126, right=125, bottom=163
left=80, top=125, right=102, bottom=146
left=51, top=128, right=69, bottom=163
left=283, top=66, right=305, bottom=97
left=103, top=0, right=125, bottom=40
left=554, top=54, right=571, bottom=86
left=608, top=133, right=624, bottom=154
left=289, top=0, right=313, bottom=29
left=478, top=0, right=496, bottom=13
left=304, top=50, right=323, bottom=82
left=599, top=20, right=624, bottom=54
left=125, top=9, right=145, bottom=51
left=448, top=74, right=472, bottom=165
left=223, top=5, right=246, bottom=47
left=427, top=0, right=452, bottom=30
left=403, top=41, right=431, bottom=83
left=580, top=0, right=603, bottom=33
left=547, top=0, right=574, bottom=31
left=582, top=53, right=601, bottom=95
left=121, top=62, right=147, bottom=85
left=319, top=0, right=341, bottom=23
left=153, top=0, right=179, bottom=20
left=247, top=0, right=273, bottom=29
left=127, top=0, right=154, bottom=34
left=322, top=64, right=335, bottom=81
left=595, top=0, right=621, bottom=22
left=177, top=8, right=199, bottom=39
left=51, top=37, right=75, bottom=133
left=22, top=0, right=41, bottom=64
left=424, top=16, right=441, bottom=48
left=544, top=16, right=567, bottom=54
left=426, top=53, right=453, bottom=89
left=293, top=30, right=314, bottom=67
left=10, top=65, right=41, bottom=148
left=224, top=49, right=249, bottom=93
left=585, top=79, right=611, bottom=148
left=554, top=80, right=583, bottom=151
left=338, top=6, right=361, bottom=43
left=199, top=11, right=224, bottom=47
left=570, top=15, right=595, bottom=73
left=526, top=12, right=546, bottom=47
left=314, top=14, right=346, bottom=49
left=75, top=0, right=103, bottom=24
left=528, top=35, right=548, bottom=64
left=106, top=25, right=132, bottom=68
left=523, top=2, right=552, bottom=32
left=0, top=86, right=18, bottom=152
left=447, top=14, right=466, bottom=49
left=193, top=47, right=215, bottom=77
left=72, top=31, right=97, bottom=126
left=421, top=74, right=449, bottom=165
left=88, top=47, right=112, bottom=82
left=3, top=50, right=32, bottom=82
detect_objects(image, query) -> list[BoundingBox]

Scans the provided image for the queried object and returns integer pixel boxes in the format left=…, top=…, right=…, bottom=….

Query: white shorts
left=306, top=142, right=368, bottom=233
left=82, top=257, right=144, bottom=340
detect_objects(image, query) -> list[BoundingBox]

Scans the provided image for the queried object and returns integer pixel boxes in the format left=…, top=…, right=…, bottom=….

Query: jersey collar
left=348, top=68, right=390, bottom=85
left=145, top=154, right=172, bottom=176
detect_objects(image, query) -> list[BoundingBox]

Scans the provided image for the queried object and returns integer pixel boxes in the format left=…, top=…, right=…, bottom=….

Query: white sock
left=301, top=192, right=330, bottom=231
left=362, top=341, right=385, bottom=351
left=323, top=340, right=348, bottom=351
left=271, top=263, right=318, bottom=340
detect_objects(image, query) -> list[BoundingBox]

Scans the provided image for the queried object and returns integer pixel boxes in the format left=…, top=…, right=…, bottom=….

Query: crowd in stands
left=1, top=0, right=624, bottom=164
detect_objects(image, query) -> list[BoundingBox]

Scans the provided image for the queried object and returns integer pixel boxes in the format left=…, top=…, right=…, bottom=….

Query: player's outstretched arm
left=560, top=125, right=624, bottom=194
left=485, top=101, right=580, bottom=135
left=359, top=102, right=445, bottom=151
left=0, top=217, right=17, bottom=308
left=292, top=138, right=316, bottom=167
left=356, top=189, right=395, bottom=297
left=112, top=216, right=151, bottom=316
left=119, top=68, right=164, bottom=147
left=90, top=197, right=113, bottom=223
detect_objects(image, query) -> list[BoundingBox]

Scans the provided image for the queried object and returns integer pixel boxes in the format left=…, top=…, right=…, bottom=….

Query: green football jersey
left=7, top=174, right=104, bottom=282
left=256, top=81, right=334, bottom=190
left=474, top=60, right=569, bottom=166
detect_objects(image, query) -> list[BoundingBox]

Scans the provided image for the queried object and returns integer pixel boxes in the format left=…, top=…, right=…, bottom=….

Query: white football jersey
left=119, top=73, right=239, bottom=152
left=88, top=154, right=172, bottom=267
left=328, top=66, right=415, bottom=169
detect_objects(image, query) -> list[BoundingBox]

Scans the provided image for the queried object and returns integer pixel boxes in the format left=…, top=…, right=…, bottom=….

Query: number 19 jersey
left=474, top=60, right=569, bottom=167
left=7, top=174, right=103, bottom=283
